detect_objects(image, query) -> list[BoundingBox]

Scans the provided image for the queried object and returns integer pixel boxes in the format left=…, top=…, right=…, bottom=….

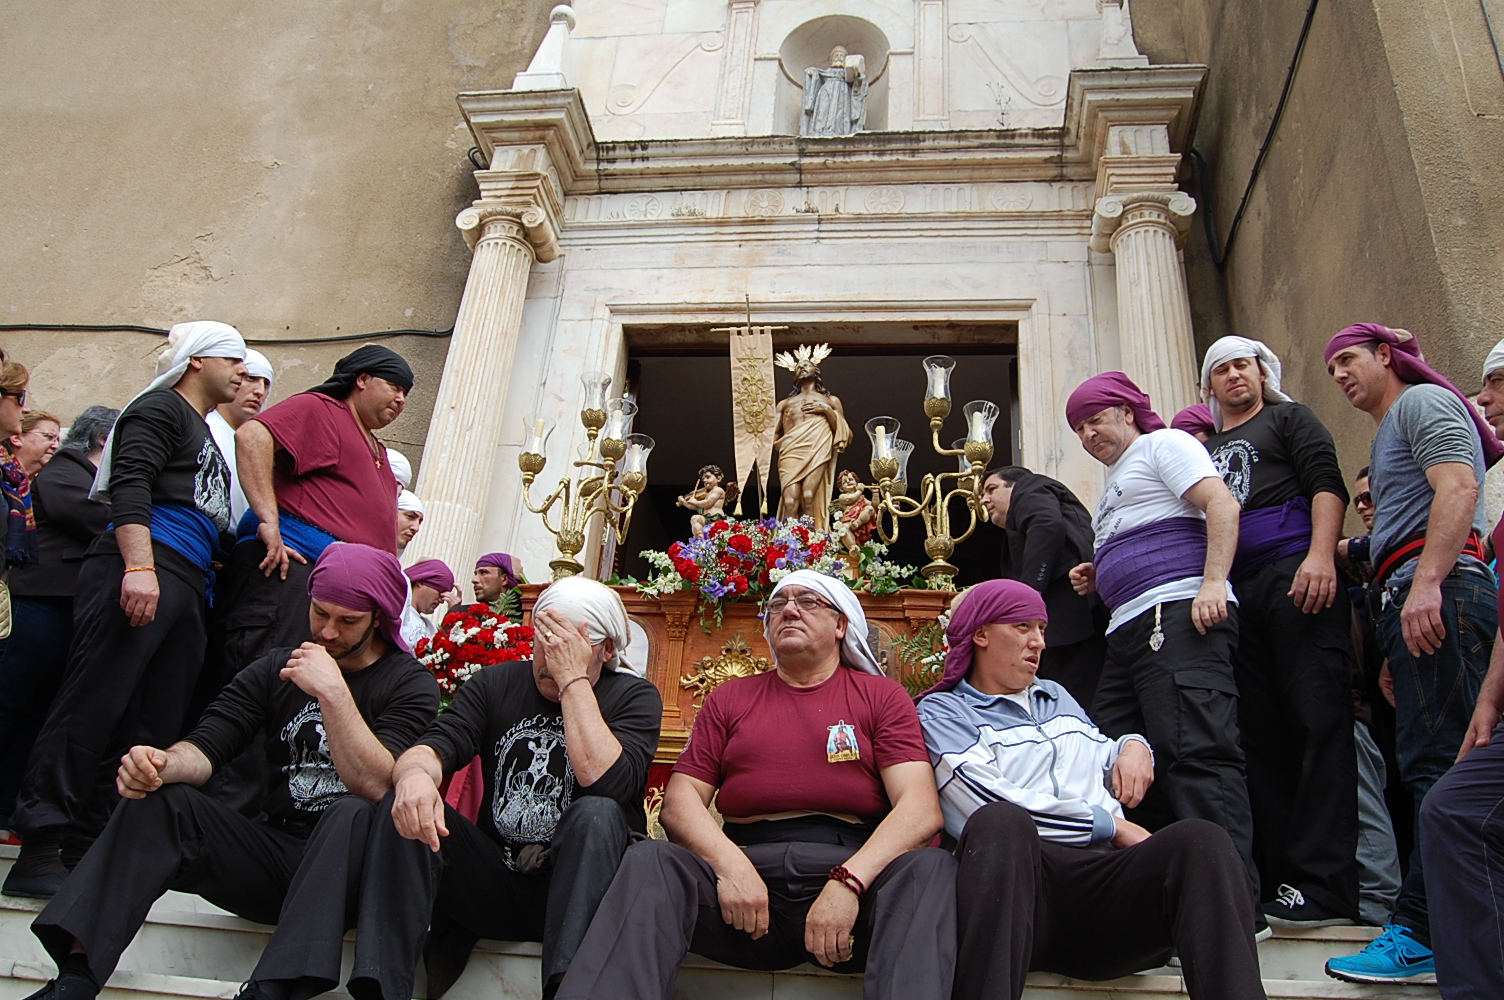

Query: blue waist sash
left=106, top=504, right=221, bottom=600
left=1232, top=496, right=1313, bottom=584
left=235, top=508, right=339, bottom=561
left=1094, top=517, right=1208, bottom=612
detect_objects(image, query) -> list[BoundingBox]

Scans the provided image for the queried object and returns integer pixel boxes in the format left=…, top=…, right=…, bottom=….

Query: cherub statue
left=677, top=464, right=739, bottom=538
left=832, top=468, right=877, bottom=554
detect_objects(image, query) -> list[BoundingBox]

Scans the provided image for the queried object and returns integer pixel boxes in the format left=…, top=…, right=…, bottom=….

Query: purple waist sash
left=1094, top=517, right=1208, bottom=612
left=1232, top=496, right=1313, bottom=584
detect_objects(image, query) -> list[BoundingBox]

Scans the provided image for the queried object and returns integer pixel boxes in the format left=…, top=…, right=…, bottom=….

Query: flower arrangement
left=635, top=516, right=917, bottom=626
left=414, top=603, right=535, bottom=705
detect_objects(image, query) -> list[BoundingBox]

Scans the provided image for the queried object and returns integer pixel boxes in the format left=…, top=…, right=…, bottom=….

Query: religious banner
left=727, top=325, right=776, bottom=515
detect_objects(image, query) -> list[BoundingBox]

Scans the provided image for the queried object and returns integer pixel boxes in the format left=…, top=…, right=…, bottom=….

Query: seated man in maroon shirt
left=556, top=570, right=956, bottom=1000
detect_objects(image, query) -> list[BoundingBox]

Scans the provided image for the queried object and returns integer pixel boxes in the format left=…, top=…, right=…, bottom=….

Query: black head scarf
left=308, top=345, right=415, bottom=399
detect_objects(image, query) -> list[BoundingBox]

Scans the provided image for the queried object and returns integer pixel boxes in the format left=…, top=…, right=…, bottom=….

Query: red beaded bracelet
left=828, top=865, right=865, bottom=898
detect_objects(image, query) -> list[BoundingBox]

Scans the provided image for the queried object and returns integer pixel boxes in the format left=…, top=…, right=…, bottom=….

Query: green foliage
left=893, top=619, right=947, bottom=698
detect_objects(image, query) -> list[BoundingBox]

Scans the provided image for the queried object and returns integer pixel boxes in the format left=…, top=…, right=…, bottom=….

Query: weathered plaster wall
left=1135, top=0, right=1504, bottom=506
left=0, top=0, right=554, bottom=471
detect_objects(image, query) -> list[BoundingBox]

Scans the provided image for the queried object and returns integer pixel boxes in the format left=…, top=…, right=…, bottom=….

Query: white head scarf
left=387, top=448, right=413, bottom=490
left=1199, top=336, right=1293, bottom=431
left=533, top=575, right=636, bottom=674
left=764, top=569, right=882, bottom=675
left=1483, top=339, right=1504, bottom=386
left=397, top=489, right=425, bottom=515
left=92, top=320, right=246, bottom=501
left=242, top=348, right=274, bottom=385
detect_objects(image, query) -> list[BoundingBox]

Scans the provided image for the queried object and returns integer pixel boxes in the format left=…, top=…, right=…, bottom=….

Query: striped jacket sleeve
left=921, top=701, right=1116, bottom=847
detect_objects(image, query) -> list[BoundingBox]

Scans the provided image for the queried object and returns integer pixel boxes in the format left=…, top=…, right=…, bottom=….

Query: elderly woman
left=10, top=411, right=62, bottom=476
left=556, top=570, right=956, bottom=1000
left=350, top=576, right=663, bottom=1000
left=0, top=405, right=118, bottom=832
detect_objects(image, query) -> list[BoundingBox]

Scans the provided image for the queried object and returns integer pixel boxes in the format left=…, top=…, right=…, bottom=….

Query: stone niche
left=776, top=14, right=891, bottom=133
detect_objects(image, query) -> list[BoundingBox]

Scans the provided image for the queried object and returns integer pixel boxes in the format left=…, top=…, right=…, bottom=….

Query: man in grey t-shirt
left=1322, top=323, right=1498, bottom=986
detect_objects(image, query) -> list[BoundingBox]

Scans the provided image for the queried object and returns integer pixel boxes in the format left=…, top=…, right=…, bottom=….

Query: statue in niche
left=801, top=45, right=868, bottom=137
left=773, top=344, right=851, bottom=531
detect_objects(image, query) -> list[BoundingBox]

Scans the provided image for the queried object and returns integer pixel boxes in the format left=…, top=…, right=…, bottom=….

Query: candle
left=927, top=366, right=945, bottom=400
left=628, top=443, right=644, bottom=469
left=875, top=426, right=891, bottom=460
left=970, top=410, right=986, bottom=442
left=533, top=418, right=546, bottom=440
left=603, top=412, right=624, bottom=441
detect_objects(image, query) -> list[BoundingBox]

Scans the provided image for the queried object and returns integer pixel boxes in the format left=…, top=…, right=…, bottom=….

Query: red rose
left=728, top=533, right=753, bottom=553
left=794, top=526, right=810, bottom=543
left=668, top=541, right=683, bottom=558
left=682, top=564, right=701, bottom=582
left=729, top=574, right=749, bottom=595
left=810, top=541, right=827, bottom=558
left=708, top=520, right=731, bottom=537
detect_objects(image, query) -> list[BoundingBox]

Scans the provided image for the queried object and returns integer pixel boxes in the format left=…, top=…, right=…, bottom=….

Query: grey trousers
left=1355, top=722, right=1402, bottom=925
left=555, top=838, right=957, bottom=1000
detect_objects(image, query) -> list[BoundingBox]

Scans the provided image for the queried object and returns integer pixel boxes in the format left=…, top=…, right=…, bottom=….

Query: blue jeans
left=1377, top=564, right=1498, bottom=940
left=0, top=596, right=77, bottom=824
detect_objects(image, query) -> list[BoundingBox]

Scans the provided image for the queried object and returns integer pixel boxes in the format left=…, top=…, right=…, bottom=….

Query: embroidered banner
left=728, top=326, right=777, bottom=515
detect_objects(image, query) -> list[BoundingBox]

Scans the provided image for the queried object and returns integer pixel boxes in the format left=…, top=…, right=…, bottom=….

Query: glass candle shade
left=922, top=355, right=956, bottom=420
left=889, top=438, right=915, bottom=496
left=579, top=371, right=612, bottom=430
left=962, top=400, right=999, bottom=467
left=520, top=415, right=554, bottom=474
left=600, top=398, right=638, bottom=460
left=865, top=416, right=902, bottom=481
left=617, top=433, right=654, bottom=493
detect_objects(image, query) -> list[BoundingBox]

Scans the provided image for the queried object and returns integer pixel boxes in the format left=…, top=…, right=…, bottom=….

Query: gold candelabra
left=859, top=356, right=998, bottom=589
left=518, top=372, right=655, bottom=580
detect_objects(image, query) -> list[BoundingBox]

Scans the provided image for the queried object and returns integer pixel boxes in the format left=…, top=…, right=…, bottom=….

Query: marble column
left=1091, top=190, right=1199, bottom=418
left=408, top=203, right=558, bottom=573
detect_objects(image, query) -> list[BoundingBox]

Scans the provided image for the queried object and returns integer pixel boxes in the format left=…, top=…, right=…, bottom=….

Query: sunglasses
left=1, top=389, right=26, bottom=407
left=1353, top=491, right=1373, bottom=508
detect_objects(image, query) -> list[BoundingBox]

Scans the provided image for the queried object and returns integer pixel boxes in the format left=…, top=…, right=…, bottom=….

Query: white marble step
left=0, top=847, right=1438, bottom=1000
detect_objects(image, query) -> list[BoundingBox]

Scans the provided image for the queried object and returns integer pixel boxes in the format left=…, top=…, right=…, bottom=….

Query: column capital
left=1090, top=191, right=1196, bottom=253
left=456, top=201, right=559, bottom=261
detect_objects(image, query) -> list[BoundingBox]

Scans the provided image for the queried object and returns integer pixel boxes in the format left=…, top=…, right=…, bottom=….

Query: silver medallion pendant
left=1148, top=604, right=1165, bottom=652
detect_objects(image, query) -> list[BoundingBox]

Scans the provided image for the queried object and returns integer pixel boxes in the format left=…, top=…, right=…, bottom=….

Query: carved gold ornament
left=681, top=632, right=773, bottom=704
left=734, top=346, right=775, bottom=435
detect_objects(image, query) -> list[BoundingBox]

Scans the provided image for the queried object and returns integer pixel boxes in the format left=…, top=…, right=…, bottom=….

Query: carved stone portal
left=802, top=46, right=868, bottom=136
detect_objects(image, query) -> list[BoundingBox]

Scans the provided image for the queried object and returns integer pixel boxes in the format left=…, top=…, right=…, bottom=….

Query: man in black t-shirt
left=5, top=322, right=248, bottom=896
left=19, top=543, right=439, bottom=1000
left=348, top=577, right=661, bottom=1000
left=1200, top=336, right=1361, bottom=927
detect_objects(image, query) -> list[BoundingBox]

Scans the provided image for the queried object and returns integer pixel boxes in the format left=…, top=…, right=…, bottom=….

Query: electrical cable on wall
left=0, top=323, right=453, bottom=346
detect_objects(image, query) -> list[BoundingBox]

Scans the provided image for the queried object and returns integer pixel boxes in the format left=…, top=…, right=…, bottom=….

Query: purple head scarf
left=1066, top=372, right=1168, bottom=433
left=308, top=542, right=412, bottom=654
left=917, top=579, right=1049, bottom=701
left=404, top=558, right=454, bottom=594
left=476, top=552, right=518, bottom=583
left=1170, top=403, right=1215, bottom=437
left=1325, top=323, right=1504, bottom=467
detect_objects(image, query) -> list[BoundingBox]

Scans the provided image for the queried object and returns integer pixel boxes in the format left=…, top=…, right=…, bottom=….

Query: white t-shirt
left=1093, top=429, right=1236, bottom=633
left=206, top=409, right=250, bottom=528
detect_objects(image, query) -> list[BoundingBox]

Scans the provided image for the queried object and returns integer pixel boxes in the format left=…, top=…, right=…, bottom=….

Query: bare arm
left=390, top=745, right=449, bottom=851
left=280, top=643, right=398, bottom=801
left=1182, top=476, right=1239, bottom=634
left=117, top=741, right=213, bottom=799
left=534, top=609, right=624, bottom=785
left=235, top=420, right=307, bottom=579
left=1459, top=634, right=1504, bottom=761
left=1402, top=462, right=1479, bottom=656
left=1290, top=491, right=1346, bottom=613
left=115, top=522, right=159, bottom=626
left=661, top=772, right=772, bottom=939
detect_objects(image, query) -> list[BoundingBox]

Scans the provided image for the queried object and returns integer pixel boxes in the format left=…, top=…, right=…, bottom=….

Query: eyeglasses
left=766, top=594, right=838, bottom=615
left=1, top=390, right=26, bottom=407
left=1353, top=491, right=1373, bottom=508
left=26, top=429, right=60, bottom=445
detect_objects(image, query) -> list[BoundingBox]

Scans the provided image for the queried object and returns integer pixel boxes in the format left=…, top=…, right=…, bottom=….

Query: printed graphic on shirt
left=1209, top=439, right=1259, bottom=506
left=193, top=437, right=233, bottom=531
left=281, top=701, right=350, bottom=812
left=1092, top=480, right=1126, bottom=542
left=493, top=714, right=574, bottom=869
left=827, top=721, right=860, bottom=763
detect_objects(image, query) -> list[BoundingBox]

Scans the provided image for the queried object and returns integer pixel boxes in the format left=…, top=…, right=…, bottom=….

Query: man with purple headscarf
left=1323, top=324, right=1498, bottom=985
left=918, top=580, right=1265, bottom=1000
left=473, top=551, right=521, bottom=615
left=1062, top=372, right=1259, bottom=898
left=18, top=543, right=439, bottom=1000
left=1201, top=335, right=1362, bottom=929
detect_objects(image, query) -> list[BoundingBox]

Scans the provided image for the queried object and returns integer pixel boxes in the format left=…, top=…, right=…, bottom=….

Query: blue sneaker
left=1324, top=924, right=1436, bottom=984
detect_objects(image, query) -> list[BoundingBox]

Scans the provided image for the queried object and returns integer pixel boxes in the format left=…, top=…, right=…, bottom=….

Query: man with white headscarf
left=1200, top=335, right=1361, bottom=928
left=395, top=489, right=423, bottom=554
left=207, top=348, right=274, bottom=526
left=4, top=321, right=247, bottom=898
left=556, top=569, right=956, bottom=1000
left=354, top=576, right=661, bottom=1000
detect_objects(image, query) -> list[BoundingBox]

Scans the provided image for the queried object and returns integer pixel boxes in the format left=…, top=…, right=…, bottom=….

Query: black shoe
left=233, top=981, right=290, bottom=1000
left=3, top=836, right=69, bottom=898
left=20, top=974, right=100, bottom=1000
left=1263, top=883, right=1356, bottom=928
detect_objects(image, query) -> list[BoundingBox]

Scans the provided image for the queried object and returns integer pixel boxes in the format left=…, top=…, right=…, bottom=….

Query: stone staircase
left=0, top=847, right=1438, bottom=1000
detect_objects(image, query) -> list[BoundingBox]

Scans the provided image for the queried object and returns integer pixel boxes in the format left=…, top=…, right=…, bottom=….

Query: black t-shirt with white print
left=185, top=646, right=440, bottom=830
left=417, top=661, right=662, bottom=871
left=87, top=388, right=233, bottom=588
left=1204, top=401, right=1349, bottom=512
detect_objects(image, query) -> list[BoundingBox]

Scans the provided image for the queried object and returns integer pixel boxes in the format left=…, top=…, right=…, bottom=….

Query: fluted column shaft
left=408, top=207, right=536, bottom=573
left=1093, top=191, right=1199, bottom=418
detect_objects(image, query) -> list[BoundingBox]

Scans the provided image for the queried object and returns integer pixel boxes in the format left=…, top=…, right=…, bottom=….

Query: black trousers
left=1037, top=632, right=1107, bottom=713
left=203, top=542, right=315, bottom=815
left=12, top=554, right=207, bottom=842
left=1233, top=554, right=1360, bottom=917
left=32, top=784, right=375, bottom=995
left=349, top=794, right=632, bottom=1000
left=555, top=838, right=957, bottom=1000
left=953, top=801, right=1265, bottom=1000
left=1091, top=599, right=1259, bottom=890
